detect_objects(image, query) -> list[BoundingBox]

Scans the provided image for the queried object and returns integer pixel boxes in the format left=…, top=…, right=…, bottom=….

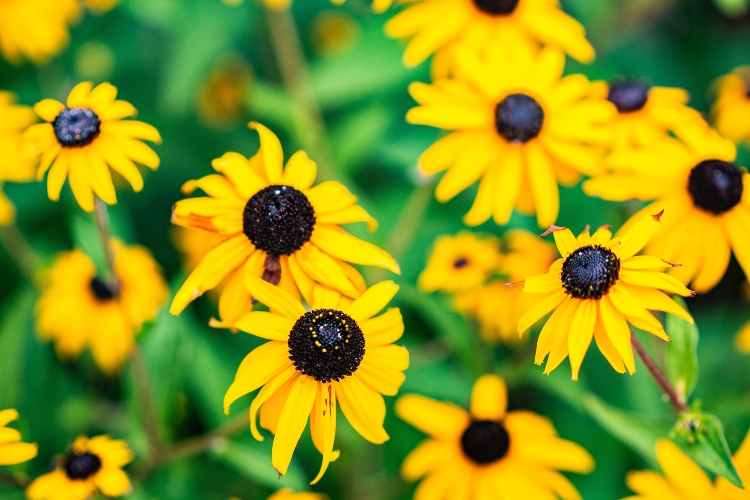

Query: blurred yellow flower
left=712, top=66, right=750, bottom=145
left=311, top=11, right=360, bottom=56
left=0, top=409, right=37, bottom=466
left=223, top=0, right=393, bottom=13
left=396, top=374, right=594, bottom=498
left=197, top=56, right=253, bottom=128
left=223, top=276, right=408, bottom=484
left=0, top=0, right=79, bottom=64
left=37, top=243, right=168, bottom=374
left=409, top=45, right=613, bottom=228
left=0, top=92, right=38, bottom=225
left=171, top=122, right=399, bottom=325
left=584, top=122, right=750, bottom=293
left=83, top=0, right=120, bottom=14
left=517, top=215, right=693, bottom=380
left=26, top=435, right=133, bottom=500
left=20, top=82, right=162, bottom=212
left=267, top=488, right=328, bottom=500
left=418, top=232, right=499, bottom=294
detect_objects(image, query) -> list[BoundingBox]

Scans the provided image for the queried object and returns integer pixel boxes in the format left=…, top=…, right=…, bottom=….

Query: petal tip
left=539, top=225, right=567, bottom=238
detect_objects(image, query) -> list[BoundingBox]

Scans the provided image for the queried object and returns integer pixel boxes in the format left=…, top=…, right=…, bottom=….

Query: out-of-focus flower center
left=53, top=107, right=102, bottom=147
left=460, top=420, right=510, bottom=465
left=472, top=0, right=519, bottom=15
left=243, top=185, right=316, bottom=256
left=453, top=257, right=469, bottom=269
left=688, top=160, right=744, bottom=215
left=89, top=277, right=117, bottom=301
left=607, top=80, right=650, bottom=113
left=561, top=245, right=620, bottom=299
left=64, top=451, right=102, bottom=480
left=288, top=309, right=365, bottom=383
left=494, top=94, right=544, bottom=143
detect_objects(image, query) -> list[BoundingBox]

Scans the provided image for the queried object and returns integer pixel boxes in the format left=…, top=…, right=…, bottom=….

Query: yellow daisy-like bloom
left=26, top=435, right=133, bottom=500
left=396, top=374, right=594, bottom=499
left=0, top=0, right=79, bottom=64
left=222, top=0, right=393, bottom=14
left=590, top=79, right=704, bottom=149
left=624, top=432, right=750, bottom=499
left=385, top=0, right=595, bottom=78
left=20, top=81, right=162, bottom=212
left=37, top=243, right=168, bottom=374
left=223, top=276, right=408, bottom=484
left=712, top=66, right=750, bottom=145
left=0, top=409, right=37, bottom=466
left=418, top=231, right=499, bottom=293
left=583, top=122, right=750, bottom=293
left=516, top=214, right=694, bottom=380
left=267, top=489, right=328, bottom=500
left=408, top=45, right=614, bottom=228
left=0, top=92, right=37, bottom=225
left=171, top=122, right=399, bottom=324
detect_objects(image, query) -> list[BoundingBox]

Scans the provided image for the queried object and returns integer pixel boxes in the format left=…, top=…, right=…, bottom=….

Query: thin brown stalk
left=631, top=330, right=689, bottom=414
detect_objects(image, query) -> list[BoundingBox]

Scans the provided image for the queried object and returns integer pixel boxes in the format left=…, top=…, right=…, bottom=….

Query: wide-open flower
left=223, top=275, right=408, bottom=484
left=0, top=91, right=37, bottom=225
left=516, top=214, right=694, bottom=380
left=26, top=435, right=133, bottom=500
left=624, top=433, right=750, bottom=499
left=408, top=45, right=614, bottom=228
left=396, top=374, right=593, bottom=499
left=712, top=66, right=750, bottom=145
left=0, top=0, right=79, bottom=64
left=20, top=82, right=162, bottom=212
left=418, top=231, right=499, bottom=293
left=385, top=0, right=595, bottom=77
left=583, top=122, right=749, bottom=293
left=0, top=409, right=37, bottom=466
left=37, top=243, right=168, bottom=374
left=171, top=122, right=399, bottom=324
left=222, top=0, right=392, bottom=13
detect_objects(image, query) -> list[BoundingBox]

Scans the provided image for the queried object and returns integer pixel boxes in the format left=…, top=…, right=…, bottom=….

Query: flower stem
left=0, top=224, right=40, bottom=283
left=93, top=195, right=120, bottom=293
left=385, top=179, right=435, bottom=262
left=130, top=346, right=163, bottom=455
left=630, top=330, right=689, bottom=414
left=0, top=471, right=27, bottom=489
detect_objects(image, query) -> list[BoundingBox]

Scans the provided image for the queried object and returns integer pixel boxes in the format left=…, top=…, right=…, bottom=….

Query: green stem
left=130, top=347, right=163, bottom=457
left=631, top=330, right=689, bottom=414
left=385, top=179, right=435, bottom=262
left=0, top=471, right=27, bottom=489
left=93, top=195, right=120, bottom=293
left=0, top=224, right=40, bottom=283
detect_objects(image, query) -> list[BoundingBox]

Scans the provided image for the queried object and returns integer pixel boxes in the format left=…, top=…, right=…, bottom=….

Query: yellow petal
left=250, top=122, right=284, bottom=184
left=224, top=341, right=291, bottom=413
left=311, top=225, right=400, bottom=274
left=244, top=273, right=306, bottom=320
left=469, top=374, right=507, bottom=421
left=345, top=281, right=399, bottom=323
left=395, top=394, right=468, bottom=439
left=272, top=375, right=317, bottom=476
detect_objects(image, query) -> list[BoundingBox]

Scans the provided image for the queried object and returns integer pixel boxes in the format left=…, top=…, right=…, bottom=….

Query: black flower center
left=288, top=309, right=365, bottom=383
left=561, top=245, right=620, bottom=299
left=607, top=80, right=650, bottom=113
left=243, top=185, right=316, bottom=256
left=460, top=420, right=510, bottom=465
left=494, top=94, right=544, bottom=143
left=453, top=257, right=469, bottom=269
left=472, top=0, right=519, bottom=15
left=64, top=452, right=102, bottom=480
left=53, top=107, right=101, bottom=147
left=90, top=277, right=117, bottom=301
left=688, top=160, right=744, bottom=215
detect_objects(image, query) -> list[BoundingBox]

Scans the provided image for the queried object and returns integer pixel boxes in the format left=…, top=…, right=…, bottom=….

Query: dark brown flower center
left=243, top=185, right=316, bottom=256
left=53, top=107, right=101, bottom=147
left=561, top=245, right=620, bottom=299
left=472, top=0, right=519, bottom=15
left=89, top=277, right=117, bottom=301
left=460, top=420, right=510, bottom=465
left=607, top=80, right=650, bottom=113
left=494, top=94, right=544, bottom=143
left=453, top=257, right=469, bottom=269
left=64, top=452, right=102, bottom=480
left=688, top=160, right=744, bottom=215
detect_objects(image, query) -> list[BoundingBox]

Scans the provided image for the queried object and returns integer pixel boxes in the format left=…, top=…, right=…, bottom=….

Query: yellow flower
left=385, top=0, right=594, bottom=77
left=624, top=432, right=750, bottom=500
left=418, top=232, right=499, bottom=293
left=20, top=82, right=162, bottom=212
left=396, top=374, right=594, bottom=499
left=83, top=0, right=120, bottom=14
left=583, top=122, right=749, bottom=293
left=0, top=91, right=37, bottom=225
left=517, top=214, right=694, bottom=380
left=222, top=0, right=393, bottom=13
left=712, top=66, right=750, bottom=145
left=590, top=79, right=704, bottom=149
left=37, top=242, right=168, bottom=374
left=0, top=0, right=79, bottom=64
left=0, top=409, right=37, bottom=466
left=197, top=56, right=253, bottom=128
left=223, top=276, right=408, bottom=484
left=170, top=122, right=399, bottom=324
left=26, top=435, right=133, bottom=500
left=736, top=319, right=750, bottom=354
left=267, top=489, right=328, bottom=500
left=408, top=45, right=614, bottom=228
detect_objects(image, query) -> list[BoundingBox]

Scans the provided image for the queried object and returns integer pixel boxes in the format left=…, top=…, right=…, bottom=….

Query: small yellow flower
left=396, top=374, right=594, bottom=498
left=517, top=214, right=694, bottom=380
left=223, top=276, right=408, bottom=484
left=37, top=242, right=168, bottom=374
left=26, top=435, right=133, bottom=500
left=267, top=489, right=328, bottom=500
left=418, top=232, right=499, bottom=293
left=712, top=66, right=750, bottom=145
left=20, top=82, right=162, bottom=212
left=0, top=92, right=38, bottom=225
left=0, top=409, right=37, bottom=466
left=197, top=56, right=253, bottom=128
left=223, top=0, right=393, bottom=13
left=0, top=0, right=79, bottom=64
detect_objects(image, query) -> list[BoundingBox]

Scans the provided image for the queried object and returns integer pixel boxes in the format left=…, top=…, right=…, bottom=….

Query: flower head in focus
left=712, top=66, right=750, bottom=145
left=0, top=92, right=38, bottom=225
left=0, top=409, right=37, bottom=466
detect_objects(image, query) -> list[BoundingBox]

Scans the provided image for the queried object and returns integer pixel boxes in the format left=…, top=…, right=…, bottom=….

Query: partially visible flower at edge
left=712, top=66, right=750, bottom=145
left=0, top=92, right=38, bottom=225
left=0, top=409, right=37, bottom=466
left=0, top=0, right=79, bottom=65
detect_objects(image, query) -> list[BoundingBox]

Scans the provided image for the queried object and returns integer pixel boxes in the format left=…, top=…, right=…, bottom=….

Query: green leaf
left=210, top=439, right=308, bottom=491
left=330, top=105, right=393, bottom=174
left=0, top=287, right=36, bottom=409
left=671, top=412, right=743, bottom=488
left=712, top=0, right=750, bottom=18
left=665, top=296, right=699, bottom=402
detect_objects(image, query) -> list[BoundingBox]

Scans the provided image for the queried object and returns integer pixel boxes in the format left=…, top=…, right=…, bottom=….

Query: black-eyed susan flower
left=584, top=122, right=749, bottom=293
left=712, top=66, right=750, bottom=145
left=418, top=231, right=499, bottom=294
left=37, top=242, right=168, bottom=374
left=408, top=45, right=613, bottom=228
left=0, top=0, right=79, bottom=64
left=516, top=214, right=694, bottom=380
left=0, top=92, right=37, bottom=225
left=0, top=409, right=37, bottom=466
left=223, top=276, right=408, bottom=484
left=396, top=374, right=594, bottom=498
left=624, top=433, right=750, bottom=499
left=197, top=56, right=253, bottom=128
left=20, top=82, right=162, bottom=212
left=385, top=0, right=595, bottom=77
left=26, top=435, right=133, bottom=500
left=267, top=489, right=328, bottom=500
left=590, top=78, right=704, bottom=149
left=171, top=122, right=399, bottom=325
left=223, top=0, right=393, bottom=13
